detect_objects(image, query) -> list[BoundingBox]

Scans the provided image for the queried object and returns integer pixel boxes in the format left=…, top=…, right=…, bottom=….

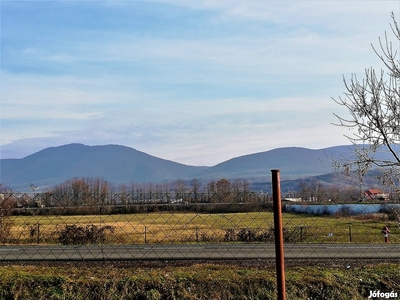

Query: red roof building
left=364, top=189, right=389, bottom=200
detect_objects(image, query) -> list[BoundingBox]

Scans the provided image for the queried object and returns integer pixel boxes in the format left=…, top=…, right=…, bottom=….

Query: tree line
left=1, top=175, right=398, bottom=212
left=0, top=178, right=270, bottom=215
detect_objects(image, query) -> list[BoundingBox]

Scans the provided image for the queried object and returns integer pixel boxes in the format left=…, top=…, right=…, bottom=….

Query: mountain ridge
left=0, top=143, right=206, bottom=191
left=0, top=143, right=386, bottom=192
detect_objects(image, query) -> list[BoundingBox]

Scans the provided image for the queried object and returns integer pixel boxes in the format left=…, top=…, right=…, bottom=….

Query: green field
left=4, top=211, right=399, bottom=245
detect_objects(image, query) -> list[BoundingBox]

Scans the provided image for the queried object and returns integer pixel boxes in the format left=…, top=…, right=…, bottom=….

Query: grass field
left=4, top=211, right=399, bottom=245
left=0, top=262, right=399, bottom=300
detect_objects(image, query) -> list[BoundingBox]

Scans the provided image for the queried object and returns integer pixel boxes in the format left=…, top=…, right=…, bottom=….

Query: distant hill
left=0, top=143, right=206, bottom=191
left=1, top=143, right=395, bottom=192
left=192, top=147, right=336, bottom=180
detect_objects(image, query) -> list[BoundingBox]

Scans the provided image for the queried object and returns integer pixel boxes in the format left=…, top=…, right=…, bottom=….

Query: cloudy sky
left=1, top=1, right=399, bottom=166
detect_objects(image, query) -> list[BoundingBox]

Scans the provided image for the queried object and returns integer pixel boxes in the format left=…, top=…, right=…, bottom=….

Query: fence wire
left=0, top=192, right=399, bottom=262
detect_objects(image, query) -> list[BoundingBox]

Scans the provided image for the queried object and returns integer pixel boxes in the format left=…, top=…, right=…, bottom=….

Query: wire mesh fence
left=0, top=192, right=399, bottom=262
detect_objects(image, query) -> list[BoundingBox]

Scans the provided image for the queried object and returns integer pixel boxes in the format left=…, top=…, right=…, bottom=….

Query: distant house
left=364, top=189, right=389, bottom=201
left=282, top=197, right=302, bottom=202
left=283, top=191, right=302, bottom=202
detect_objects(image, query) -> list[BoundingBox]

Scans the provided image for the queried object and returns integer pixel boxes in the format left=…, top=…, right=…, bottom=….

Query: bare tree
left=332, top=12, right=400, bottom=190
left=190, top=179, right=201, bottom=202
left=216, top=178, right=231, bottom=203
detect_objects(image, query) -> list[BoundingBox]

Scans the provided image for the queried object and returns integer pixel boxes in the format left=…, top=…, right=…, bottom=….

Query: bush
left=224, top=228, right=270, bottom=242
left=379, top=205, right=400, bottom=221
left=283, top=226, right=308, bottom=243
left=334, top=205, right=353, bottom=217
left=57, top=224, right=114, bottom=245
left=0, top=199, right=15, bottom=243
left=0, top=215, right=13, bottom=243
left=223, top=226, right=308, bottom=243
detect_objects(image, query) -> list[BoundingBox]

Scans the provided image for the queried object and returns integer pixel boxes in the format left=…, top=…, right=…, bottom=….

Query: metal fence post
left=37, top=223, right=40, bottom=244
left=272, top=169, right=286, bottom=300
left=300, top=225, right=304, bottom=242
left=349, top=225, right=352, bottom=242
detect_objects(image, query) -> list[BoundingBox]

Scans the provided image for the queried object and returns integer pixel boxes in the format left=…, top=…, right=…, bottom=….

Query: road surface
left=0, top=244, right=399, bottom=261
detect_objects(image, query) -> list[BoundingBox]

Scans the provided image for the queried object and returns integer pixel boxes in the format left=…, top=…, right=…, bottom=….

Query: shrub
left=223, top=226, right=308, bottom=243
left=57, top=224, right=114, bottom=245
left=334, top=205, right=353, bottom=217
left=0, top=215, right=13, bottom=243
left=283, top=226, right=309, bottom=243
left=379, top=205, right=400, bottom=222
left=237, top=228, right=258, bottom=242
left=0, top=199, right=15, bottom=243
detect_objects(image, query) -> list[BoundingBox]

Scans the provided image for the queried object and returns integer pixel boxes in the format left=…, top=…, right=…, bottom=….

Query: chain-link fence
left=0, top=192, right=399, bottom=262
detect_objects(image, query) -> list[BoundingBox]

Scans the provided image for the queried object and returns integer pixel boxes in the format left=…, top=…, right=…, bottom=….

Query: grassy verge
left=0, top=262, right=399, bottom=300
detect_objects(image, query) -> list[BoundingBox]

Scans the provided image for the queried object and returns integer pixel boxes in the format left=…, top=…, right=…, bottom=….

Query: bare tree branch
left=332, top=12, right=400, bottom=191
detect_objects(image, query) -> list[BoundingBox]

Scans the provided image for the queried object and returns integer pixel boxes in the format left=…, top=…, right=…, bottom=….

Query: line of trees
left=2, top=176, right=398, bottom=211
left=2, top=172, right=400, bottom=216
left=0, top=178, right=273, bottom=215
left=43, top=177, right=259, bottom=206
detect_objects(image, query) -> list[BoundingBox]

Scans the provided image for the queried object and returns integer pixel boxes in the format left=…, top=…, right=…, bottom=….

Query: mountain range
left=0, top=143, right=388, bottom=192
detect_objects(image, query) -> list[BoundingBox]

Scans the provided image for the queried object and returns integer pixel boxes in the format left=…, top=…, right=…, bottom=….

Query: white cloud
left=1, top=0, right=397, bottom=165
left=156, top=0, right=396, bottom=27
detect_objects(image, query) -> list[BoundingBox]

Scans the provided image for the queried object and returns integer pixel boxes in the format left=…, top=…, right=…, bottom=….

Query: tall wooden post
left=272, top=169, right=286, bottom=300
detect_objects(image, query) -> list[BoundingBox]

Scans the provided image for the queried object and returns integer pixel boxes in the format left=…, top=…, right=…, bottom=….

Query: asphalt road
left=0, top=244, right=399, bottom=261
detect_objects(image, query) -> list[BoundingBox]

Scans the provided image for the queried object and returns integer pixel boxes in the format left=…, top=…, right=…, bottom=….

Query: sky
left=1, top=0, right=400, bottom=166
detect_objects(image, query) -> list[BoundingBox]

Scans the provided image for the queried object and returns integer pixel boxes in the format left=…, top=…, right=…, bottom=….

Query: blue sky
left=1, top=1, right=399, bottom=166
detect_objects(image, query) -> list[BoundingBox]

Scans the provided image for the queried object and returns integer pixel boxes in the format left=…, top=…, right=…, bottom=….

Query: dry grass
left=0, top=262, right=399, bottom=300
left=4, top=211, right=399, bottom=245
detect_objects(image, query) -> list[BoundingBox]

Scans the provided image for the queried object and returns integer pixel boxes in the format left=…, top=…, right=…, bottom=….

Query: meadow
left=5, top=211, right=399, bottom=245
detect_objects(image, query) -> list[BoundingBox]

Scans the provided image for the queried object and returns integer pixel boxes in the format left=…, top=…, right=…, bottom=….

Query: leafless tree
left=216, top=178, right=231, bottom=203
left=191, top=179, right=201, bottom=202
left=332, top=12, right=400, bottom=190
